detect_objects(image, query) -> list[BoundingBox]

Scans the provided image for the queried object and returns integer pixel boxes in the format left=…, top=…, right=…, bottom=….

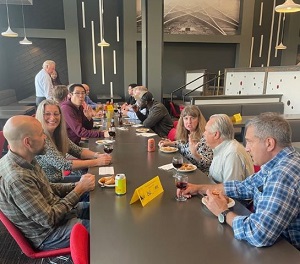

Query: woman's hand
left=158, top=138, right=172, bottom=148
left=188, top=133, right=200, bottom=157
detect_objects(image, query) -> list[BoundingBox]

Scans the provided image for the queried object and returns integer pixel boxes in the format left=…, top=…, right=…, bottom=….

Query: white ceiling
left=0, top=0, right=33, bottom=5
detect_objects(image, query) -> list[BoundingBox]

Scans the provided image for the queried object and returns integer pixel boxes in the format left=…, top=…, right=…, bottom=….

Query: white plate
left=95, top=139, right=114, bottom=145
left=136, top=128, right=150, bottom=133
left=202, top=197, right=235, bottom=208
left=159, top=147, right=178, bottom=153
left=98, top=177, right=115, bottom=187
left=123, top=121, right=135, bottom=126
left=177, top=164, right=197, bottom=172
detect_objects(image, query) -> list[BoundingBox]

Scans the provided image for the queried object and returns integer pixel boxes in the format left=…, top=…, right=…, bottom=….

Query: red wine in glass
left=104, top=145, right=113, bottom=154
left=108, top=131, right=116, bottom=138
left=173, top=162, right=182, bottom=169
left=176, top=181, right=187, bottom=190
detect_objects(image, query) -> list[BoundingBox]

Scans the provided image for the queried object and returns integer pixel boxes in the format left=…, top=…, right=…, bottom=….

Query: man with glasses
left=61, top=84, right=107, bottom=145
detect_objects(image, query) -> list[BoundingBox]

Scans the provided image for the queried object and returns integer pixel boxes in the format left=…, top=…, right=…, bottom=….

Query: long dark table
left=88, top=126, right=300, bottom=264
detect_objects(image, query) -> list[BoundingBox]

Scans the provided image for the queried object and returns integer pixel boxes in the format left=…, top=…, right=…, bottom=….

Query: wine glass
left=174, top=174, right=188, bottom=202
left=103, top=143, right=113, bottom=154
left=108, top=127, right=116, bottom=140
left=172, top=155, right=183, bottom=171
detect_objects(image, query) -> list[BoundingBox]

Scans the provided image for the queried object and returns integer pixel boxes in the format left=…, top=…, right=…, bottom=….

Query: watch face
left=218, top=213, right=225, bottom=224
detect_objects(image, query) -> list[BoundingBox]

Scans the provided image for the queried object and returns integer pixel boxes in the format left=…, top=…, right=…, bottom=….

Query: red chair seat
left=70, top=223, right=89, bottom=264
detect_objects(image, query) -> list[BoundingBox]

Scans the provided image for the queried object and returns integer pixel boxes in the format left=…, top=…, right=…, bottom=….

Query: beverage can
left=115, top=174, right=126, bottom=195
left=148, top=138, right=155, bottom=152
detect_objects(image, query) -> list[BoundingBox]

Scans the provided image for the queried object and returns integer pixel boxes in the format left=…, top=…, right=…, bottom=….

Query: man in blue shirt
left=182, top=112, right=300, bottom=249
left=82, top=84, right=98, bottom=110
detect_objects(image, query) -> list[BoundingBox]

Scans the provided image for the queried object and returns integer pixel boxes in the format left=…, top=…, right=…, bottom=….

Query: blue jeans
left=38, top=202, right=90, bottom=250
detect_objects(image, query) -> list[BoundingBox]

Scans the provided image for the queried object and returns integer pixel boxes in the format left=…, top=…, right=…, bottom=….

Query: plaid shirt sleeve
left=225, top=148, right=300, bottom=248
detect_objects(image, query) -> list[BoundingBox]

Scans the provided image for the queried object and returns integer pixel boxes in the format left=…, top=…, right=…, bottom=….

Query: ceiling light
left=275, top=0, right=300, bottom=13
left=97, top=39, right=110, bottom=47
left=1, top=0, right=18, bottom=37
left=19, top=0, right=32, bottom=45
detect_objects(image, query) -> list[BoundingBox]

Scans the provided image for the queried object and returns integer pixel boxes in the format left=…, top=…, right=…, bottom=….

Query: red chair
left=70, top=223, right=90, bottom=264
left=0, top=210, right=71, bottom=261
left=0, top=131, right=6, bottom=158
left=169, top=102, right=180, bottom=118
left=167, top=120, right=178, bottom=141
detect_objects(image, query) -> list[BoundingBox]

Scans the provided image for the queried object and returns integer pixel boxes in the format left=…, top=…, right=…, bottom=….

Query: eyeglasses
left=43, top=112, right=61, bottom=117
left=72, top=92, right=86, bottom=96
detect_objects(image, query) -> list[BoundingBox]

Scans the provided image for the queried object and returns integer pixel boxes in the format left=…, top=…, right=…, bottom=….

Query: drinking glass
left=172, top=155, right=183, bottom=171
left=174, top=174, right=188, bottom=202
left=108, top=127, right=116, bottom=140
left=103, top=143, right=113, bottom=154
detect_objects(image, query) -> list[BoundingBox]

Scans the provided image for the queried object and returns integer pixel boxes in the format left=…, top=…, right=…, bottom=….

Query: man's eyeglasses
left=43, top=112, right=61, bottom=117
left=72, top=92, right=86, bottom=96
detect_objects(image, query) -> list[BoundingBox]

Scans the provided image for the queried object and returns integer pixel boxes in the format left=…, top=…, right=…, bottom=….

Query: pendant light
left=19, top=1, right=32, bottom=45
left=275, top=0, right=300, bottom=13
left=275, top=13, right=287, bottom=50
left=97, top=0, right=110, bottom=47
left=1, top=0, right=18, bottom=37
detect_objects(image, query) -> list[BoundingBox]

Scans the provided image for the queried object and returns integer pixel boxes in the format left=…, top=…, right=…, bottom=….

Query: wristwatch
left=218, top=209, right=230, bottom=224
left=71, top=183, right=76, bottom=189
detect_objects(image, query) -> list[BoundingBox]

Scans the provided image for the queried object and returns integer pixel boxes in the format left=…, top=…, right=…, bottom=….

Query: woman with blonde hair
left=159, top=105, right=213, bottom=172
left=35, top=99, right=111, bottom=182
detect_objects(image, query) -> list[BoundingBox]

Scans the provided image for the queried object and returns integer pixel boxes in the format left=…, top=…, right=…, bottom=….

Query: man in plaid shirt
left=182, top=112, right=300, bottom=249
left=0, top=115, right=95, bottom=250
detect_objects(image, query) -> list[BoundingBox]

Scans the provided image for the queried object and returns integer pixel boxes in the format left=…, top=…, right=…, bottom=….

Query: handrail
left=170, top=73, right=209, bottom=102
left=182, top=72, right=224, bottom=102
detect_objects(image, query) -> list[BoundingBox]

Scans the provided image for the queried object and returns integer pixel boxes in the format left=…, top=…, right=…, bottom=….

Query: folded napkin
left=99, top=167, right=114, bottom=175
left=117, top=127, right=128, bottom=131
left=137, top=132, right=157, bottom=137
left=158, top=163, right=174, bottom=171
left=132, top=124, right=143, bottom=127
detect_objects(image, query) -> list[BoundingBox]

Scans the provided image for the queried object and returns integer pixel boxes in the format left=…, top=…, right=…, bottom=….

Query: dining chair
left=70, top=223, right=89, bottom=264
left=0, top=210, right=71, bottom=263
left=0, top=131, right=5, bottom=158
left=169, top=101, right=180, bottom=118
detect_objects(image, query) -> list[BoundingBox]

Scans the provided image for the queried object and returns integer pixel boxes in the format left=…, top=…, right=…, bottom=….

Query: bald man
left=0, top=115, right=95, bottom=250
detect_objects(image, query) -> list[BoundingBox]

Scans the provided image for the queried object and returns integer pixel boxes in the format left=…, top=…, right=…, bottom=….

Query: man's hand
left=203, top=189, right=229, bottom=216
left=74, top=173, right=95, bottom=196
left=83, top=103, right=94, bottom=120
left=131, top=104, right=139, bottom=113
left=94, top=154, right=112, bottom=166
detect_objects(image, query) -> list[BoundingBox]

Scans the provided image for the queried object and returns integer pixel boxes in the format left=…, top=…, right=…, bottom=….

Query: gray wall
left=0, top=0, right=299, bottom=102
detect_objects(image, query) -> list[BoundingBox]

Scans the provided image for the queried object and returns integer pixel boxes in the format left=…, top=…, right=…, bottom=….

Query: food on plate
left=136, top=128, right=150, bottom=133
left=160, top=146, right=177, bottom=152
left=179, top=163, right=195, bottom=171
left=212, top=189, right=230, bottom=203
left=99, top=176, right=115, bottom=185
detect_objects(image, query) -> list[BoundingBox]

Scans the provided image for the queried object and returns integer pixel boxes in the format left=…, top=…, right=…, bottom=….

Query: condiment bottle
left=148, top=138, right=155, bottom=152
left=118, top=111, right=123, bottom=126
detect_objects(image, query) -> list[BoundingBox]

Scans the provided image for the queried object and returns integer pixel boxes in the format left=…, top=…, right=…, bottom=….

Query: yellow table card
left=232, top=113, right=242, bottom=123
left=130, top=176, right=164, bottom=207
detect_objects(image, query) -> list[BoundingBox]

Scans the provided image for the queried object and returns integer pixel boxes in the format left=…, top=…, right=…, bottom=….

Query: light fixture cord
left=21, top=1, right=27, bottom=37
left=280, top=13, right=286, bottom=43
left=5, top=0, right=11, bottom=27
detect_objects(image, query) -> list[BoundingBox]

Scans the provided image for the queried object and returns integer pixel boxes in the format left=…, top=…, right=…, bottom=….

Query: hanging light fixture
left=1, top=0, right=18, bottom=37
left=275, top=0, right=300, bottom=13
left=97, top=0, right=110, bottom=47
left=275, top=13, right=287, bottom=50
left=19, top=1, right=32, bottom=45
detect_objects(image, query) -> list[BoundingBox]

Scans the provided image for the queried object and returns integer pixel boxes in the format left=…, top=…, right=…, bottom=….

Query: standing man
left=35, top=60, right=56, bottom=106
left=0, top=115, right=95, bottom=250
left=182, top=113, right=300, bottom=249
left=132, top=91, right=173, bottom=137
left=204, top=114, right=254, bottom=183
left=61, top=84, right=107, bottom=145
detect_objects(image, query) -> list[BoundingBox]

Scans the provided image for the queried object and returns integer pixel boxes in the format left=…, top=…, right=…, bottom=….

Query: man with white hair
left=204, top=114, right=254, bottom=183
left=35, top=60, right=56, bottom=106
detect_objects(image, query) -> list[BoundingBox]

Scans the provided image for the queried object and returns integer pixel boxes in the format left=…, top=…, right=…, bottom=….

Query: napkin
left=99, top=167, right=114, bottom=175
left=132, top=124, right=143, bottom=127
left=158, top=163, right=174, bottom=171
left=117, top=127, right=128, bottom=131
left=137, top=132, right=157, bottom=137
